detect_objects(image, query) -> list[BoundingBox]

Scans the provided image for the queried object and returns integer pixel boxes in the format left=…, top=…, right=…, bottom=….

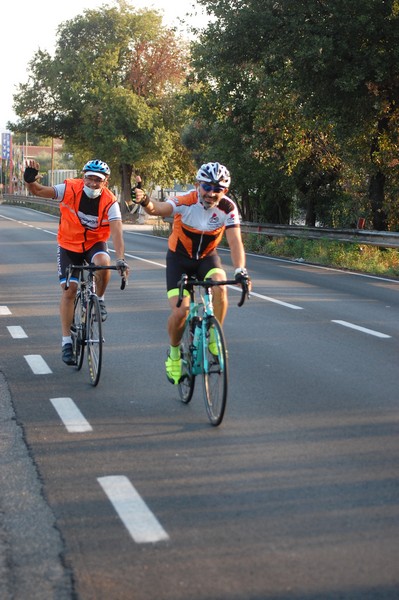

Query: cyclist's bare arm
left=109, top=220, right=126, bottom=260
left=225, top=226, right=246, bottom=271
left=109, top=220, right=130, bottom=277
left=133, top=187, right=174, bottom=218
left=145, top=200, right=174, bottom=218
left=24, top=159, right=56, bottom=199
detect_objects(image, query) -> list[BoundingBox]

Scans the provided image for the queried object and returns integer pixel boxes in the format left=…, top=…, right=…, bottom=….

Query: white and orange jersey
left=166, top=190, right=241, bottom=259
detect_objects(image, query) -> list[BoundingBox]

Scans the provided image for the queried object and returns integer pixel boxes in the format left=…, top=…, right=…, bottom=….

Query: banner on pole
left=2, top=133, right=11, bottom=160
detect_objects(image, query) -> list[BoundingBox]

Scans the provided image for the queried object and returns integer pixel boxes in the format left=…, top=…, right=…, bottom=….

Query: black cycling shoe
left=62, top=343, right=75, bottom=365
left=99, top=299, right=108, bottom=322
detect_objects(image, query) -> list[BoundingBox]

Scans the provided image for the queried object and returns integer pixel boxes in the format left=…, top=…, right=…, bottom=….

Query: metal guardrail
left=2, top=193, right=399, bottom=249
left=1, top=194, right=59, bottom=210
left=240, top=222, right=399, bottom=249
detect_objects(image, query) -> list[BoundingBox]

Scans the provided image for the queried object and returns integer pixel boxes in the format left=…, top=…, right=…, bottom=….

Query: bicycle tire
left=178, top=318, right=196, bottom=404
left=202, top=316, right=228, bottom=426
left=71, top=291, right=85, bottom=370
left=86, top=295, right=103, bottom=386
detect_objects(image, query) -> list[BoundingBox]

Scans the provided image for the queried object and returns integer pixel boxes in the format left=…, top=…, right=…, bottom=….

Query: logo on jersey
left=209, top=212, right=220, bottom=226
left=226, top=212, right=238, bottom=226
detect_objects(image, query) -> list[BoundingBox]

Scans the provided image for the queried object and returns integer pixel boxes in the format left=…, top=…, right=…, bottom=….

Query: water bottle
left=192, top=317, right=202, bottom=363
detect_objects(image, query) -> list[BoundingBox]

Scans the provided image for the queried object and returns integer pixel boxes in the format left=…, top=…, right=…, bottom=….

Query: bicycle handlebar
left=176, top=274, right=250, bottom=308
left=65, top=264, right=127, bottom=291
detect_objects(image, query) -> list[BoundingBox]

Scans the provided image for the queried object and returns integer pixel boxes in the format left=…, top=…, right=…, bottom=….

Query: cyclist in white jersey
left=132, top=162, right=250, bottom=384
left=24, top=159, right=129, bottom=365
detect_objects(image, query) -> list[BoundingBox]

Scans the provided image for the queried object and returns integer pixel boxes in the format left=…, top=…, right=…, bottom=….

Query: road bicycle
left=176, top=274, right=249, bottom=426
left=65, top=264, right=127, bottom=386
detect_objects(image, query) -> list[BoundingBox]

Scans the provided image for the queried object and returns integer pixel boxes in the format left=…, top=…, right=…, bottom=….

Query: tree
left=8, top=1, right=194, bottom=211
left=194, top=0, right=399, bottom=229
left=185, top=1, right=345, bottom=224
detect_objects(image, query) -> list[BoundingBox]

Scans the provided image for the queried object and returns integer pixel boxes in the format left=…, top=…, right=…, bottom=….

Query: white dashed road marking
left=50, top=397, right=93, bottom=433
left=24, top=355, right=53, bottom=374
left=97, top=475, right=170, bottom=544
left=0, top=306, right=12, bottom=315
left=7, top=326, right=28, bottom=339
left=332, top=320, right=391, bottom=338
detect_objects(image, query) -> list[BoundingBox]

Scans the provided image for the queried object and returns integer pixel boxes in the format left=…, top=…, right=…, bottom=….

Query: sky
left=0, top=0, right=207, bottom=132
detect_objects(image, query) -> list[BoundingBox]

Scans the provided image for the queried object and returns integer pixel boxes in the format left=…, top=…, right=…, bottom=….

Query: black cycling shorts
left=166, top=249, right=225, bottom=297
left=57, top=242, right=110, bottom=284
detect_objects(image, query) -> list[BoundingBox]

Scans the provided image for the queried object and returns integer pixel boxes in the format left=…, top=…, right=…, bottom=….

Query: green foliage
left=152, top=223, right=399, bottom=277
left=9, top=2, right=193, bottom=201
left=190, top=0, right=399, bottom=228
left=243, top=234, right=399, bottom=277
left=9, top=0, right=399, bottom=228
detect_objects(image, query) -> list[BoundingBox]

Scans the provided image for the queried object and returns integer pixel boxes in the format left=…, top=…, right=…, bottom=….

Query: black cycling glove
left=23, top=166, right=39, bottom=183
left=130, top=186, right=150, bottom=207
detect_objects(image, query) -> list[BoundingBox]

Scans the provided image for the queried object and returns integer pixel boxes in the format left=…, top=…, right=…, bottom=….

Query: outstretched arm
left=24, top=160, right=56, bottom=199
left=133, top=187, right=174, bottom=218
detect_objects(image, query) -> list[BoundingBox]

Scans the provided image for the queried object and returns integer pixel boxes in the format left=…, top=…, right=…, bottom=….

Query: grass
left=152, top=223, right=399, bottom=279
left=242, top=233, right=399, bottom=278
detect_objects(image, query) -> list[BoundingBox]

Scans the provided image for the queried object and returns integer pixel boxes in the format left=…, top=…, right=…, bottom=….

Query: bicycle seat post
left=89, top=268, right=96, bottom=296
left=204, top=284, right=214, bottom=316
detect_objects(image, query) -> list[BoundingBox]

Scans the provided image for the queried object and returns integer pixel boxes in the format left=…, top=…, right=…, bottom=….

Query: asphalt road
left=0, top=204, right=398, bottom=600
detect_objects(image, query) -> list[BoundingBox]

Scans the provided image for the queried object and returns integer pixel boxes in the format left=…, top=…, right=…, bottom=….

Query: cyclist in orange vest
left=24, top=159, right=129, bottom=365
left=132, top=162, right=250, bottom=385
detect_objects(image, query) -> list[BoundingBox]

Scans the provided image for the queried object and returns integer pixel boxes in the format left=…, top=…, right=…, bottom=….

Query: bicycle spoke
left=87, top=295, right=103, bottom=386
left=71, top=291, right=85, bottom=370
left=202, top=316, right=228, bottom=426
left=178, top=318, right=196, bottom=403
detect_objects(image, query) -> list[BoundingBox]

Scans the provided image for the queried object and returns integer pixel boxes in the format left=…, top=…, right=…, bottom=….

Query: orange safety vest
left=58, top=179, right=117, bottom=252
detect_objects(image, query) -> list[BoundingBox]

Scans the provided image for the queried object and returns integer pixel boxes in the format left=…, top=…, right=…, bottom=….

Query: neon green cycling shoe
left=208, top=327, right=219, bottom=356
left=165, top=351, right=182, bottom=385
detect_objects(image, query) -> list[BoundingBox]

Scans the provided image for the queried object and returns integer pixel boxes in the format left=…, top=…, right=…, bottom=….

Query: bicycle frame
left=65, top=263, right=126, bottom=385
left=176, top=274, right=249, bottom=425
left=186, top=284, right=224, bottom=376
left=65, top=264, right=126, bottom=296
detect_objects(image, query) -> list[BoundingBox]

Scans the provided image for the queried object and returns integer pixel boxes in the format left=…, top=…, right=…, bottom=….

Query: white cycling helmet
left=196, top=162, right=231, bottom=188
left=82, top=159, right=111, bottom=179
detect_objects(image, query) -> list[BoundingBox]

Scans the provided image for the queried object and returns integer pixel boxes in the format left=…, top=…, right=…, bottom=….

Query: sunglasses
left=201, top=183, right=226, bottom=193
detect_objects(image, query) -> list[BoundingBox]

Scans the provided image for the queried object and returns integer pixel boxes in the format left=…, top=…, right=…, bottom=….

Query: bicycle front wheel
left=178, top=318, right=195, bottom=403
left=202, top=316, right=228, bottom=426
left=71, top=291, right=85, bottom=370
left=86, top=295, right=103, bottom=386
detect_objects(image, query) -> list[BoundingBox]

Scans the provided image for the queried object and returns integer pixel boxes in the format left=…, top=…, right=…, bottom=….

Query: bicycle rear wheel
left=178, top=318, right=195, bottom=403
left=71, top=291, right=85, bottom=370
left=86, top=295, right=103, bottom=386
left=202, top=316, right=228, bottom=426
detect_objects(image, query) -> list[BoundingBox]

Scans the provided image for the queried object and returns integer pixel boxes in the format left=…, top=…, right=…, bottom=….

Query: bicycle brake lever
left=237, top=281, right=250, bottom=307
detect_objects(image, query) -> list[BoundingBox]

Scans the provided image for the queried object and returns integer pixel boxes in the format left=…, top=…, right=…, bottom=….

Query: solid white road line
left=332, top=320, right=391, bottom=338
left=24, top=355, right=53, bottom=374
left=246, top=290, right=303, bottom=310
left=97, top=475, right=170, bottom=544
left=122, top=250, right=166, bottom=269
left=7, top=325, right=28, bottom=339
left=0, top=306, right=12, bottom=315
left=50, top=397, right=93, bottom=433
